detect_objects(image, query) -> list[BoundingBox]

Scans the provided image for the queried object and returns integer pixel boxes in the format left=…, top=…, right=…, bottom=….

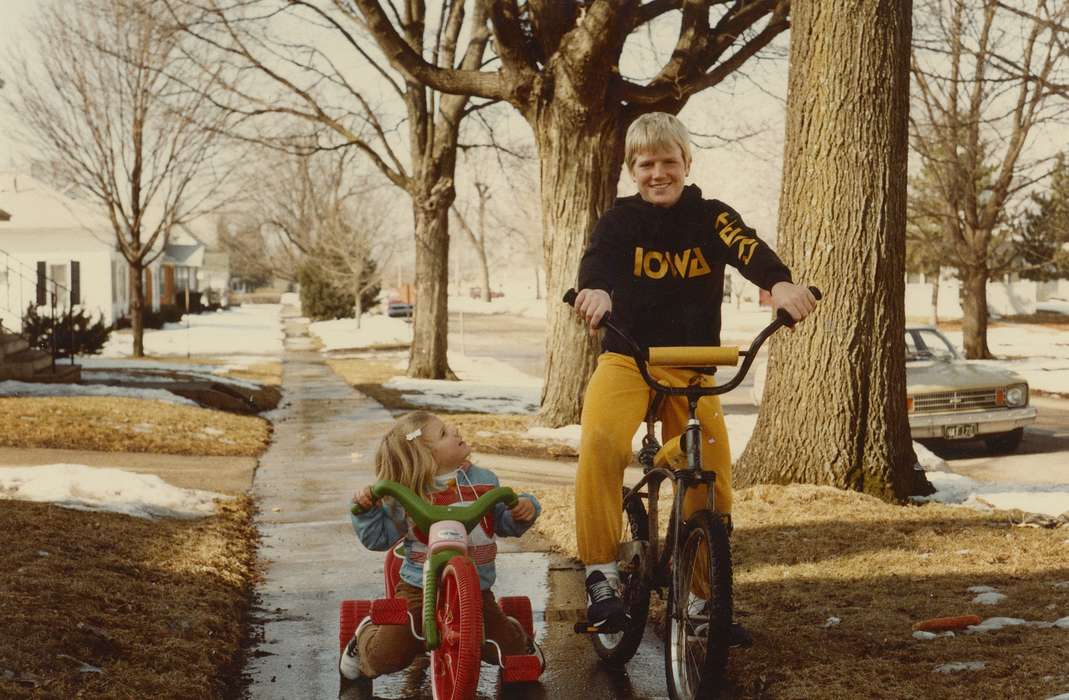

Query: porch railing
left=0, top=247, right=78, bottom=370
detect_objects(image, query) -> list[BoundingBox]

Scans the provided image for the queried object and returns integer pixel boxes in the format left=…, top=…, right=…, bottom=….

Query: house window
left=50, top=264, right=69, bottom=309
left=111, top=259, right=128, bottom=305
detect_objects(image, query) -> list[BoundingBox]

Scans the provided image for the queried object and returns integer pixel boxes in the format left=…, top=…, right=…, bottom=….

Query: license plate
left=944, top=423, right=977, bottom=439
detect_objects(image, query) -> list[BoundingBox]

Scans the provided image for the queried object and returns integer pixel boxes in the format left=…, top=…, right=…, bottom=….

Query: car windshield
left=905, top=328, right=959, bottom=362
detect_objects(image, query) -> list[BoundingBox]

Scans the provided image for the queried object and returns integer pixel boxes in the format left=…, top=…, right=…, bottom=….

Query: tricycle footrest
left=370, top=597, right=409, bottom=625
left=502, top=654, right=543, bottom=683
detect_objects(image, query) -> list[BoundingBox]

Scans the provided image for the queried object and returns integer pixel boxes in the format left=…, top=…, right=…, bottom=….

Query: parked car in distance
left=386, top=302, right=413, bottom=318
left=750, top=326, right=1037, bottom=454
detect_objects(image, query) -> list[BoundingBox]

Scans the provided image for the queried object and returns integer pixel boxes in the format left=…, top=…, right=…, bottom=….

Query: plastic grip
left=647, top=345, right=739, bottom=367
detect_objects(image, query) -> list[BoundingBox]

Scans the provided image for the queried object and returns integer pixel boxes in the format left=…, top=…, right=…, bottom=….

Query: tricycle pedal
left=502, top=654, right=543, bottom=683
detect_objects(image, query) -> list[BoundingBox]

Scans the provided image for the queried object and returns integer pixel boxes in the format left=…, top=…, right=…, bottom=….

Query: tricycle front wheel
left=431, top=556, right=483, bottom=700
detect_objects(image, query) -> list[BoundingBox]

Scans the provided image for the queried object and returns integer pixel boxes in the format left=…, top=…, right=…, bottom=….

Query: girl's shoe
left=338, top=635, right=365, bottom=680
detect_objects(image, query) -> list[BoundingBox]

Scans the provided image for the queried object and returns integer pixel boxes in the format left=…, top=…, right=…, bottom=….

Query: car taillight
left=906, top=396, right=914, bottom=413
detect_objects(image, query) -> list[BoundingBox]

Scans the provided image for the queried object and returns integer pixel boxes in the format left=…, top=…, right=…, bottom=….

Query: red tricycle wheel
left=339, top=600, right=371, bottom=651
left=430, top=556, right=483, bottom=700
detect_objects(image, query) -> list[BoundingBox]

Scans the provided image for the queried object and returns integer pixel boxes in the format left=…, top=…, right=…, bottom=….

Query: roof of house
left=162, top=242, right=205, bottom=267
left=0, top=172, right=108, bottom=231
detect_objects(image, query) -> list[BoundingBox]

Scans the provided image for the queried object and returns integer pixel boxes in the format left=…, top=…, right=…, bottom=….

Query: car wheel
left=982, top=427, right=1023, bottom=455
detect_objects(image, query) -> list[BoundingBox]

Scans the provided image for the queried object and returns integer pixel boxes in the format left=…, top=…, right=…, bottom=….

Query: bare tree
left=350, top=0, right=791, bottom=424
left=451, top=181, right=493, bottom=303
left=1, top=0, right=229, bottom=357
left=735, top=1, right=924, bottom=502
left=161, top=0, right=496, bottom=380
left=911, top=0, right=1069, bottom=358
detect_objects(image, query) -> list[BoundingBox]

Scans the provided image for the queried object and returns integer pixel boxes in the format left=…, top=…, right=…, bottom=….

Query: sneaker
left=338, top=634, right=364, bottom=681
left=685, top=596, right=752, bottom=649
left=585, top=570, right=626, bottom=629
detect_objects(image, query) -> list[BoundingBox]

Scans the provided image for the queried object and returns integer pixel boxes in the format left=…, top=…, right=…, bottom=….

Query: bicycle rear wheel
left=664, top=509, right=732, bottom=700
left=592, top=488, right=651, bottom=666
left=430, top=556, right=483, bottom=700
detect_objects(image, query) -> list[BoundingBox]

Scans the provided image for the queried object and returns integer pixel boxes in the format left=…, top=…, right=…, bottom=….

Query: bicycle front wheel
left=430, top=556, right=483, bottom=700
left=664, top=509, right=732, bottom=700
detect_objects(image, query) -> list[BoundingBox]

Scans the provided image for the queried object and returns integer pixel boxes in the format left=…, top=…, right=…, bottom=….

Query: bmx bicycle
left=564, top=285, right=821, bottom=699
left=340, top=480, right=543, bottom=699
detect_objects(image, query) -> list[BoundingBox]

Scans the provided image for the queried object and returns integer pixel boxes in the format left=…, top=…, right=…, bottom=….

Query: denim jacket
left=351, top=463, right=542, bottom=590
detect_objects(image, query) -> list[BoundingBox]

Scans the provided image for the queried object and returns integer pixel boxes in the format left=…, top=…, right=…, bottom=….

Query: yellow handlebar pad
left=647, top=346, right=740, bottom=367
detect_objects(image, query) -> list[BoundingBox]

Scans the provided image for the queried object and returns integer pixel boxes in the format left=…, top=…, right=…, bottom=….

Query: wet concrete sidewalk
left=245, top=307, right=396, bottom=699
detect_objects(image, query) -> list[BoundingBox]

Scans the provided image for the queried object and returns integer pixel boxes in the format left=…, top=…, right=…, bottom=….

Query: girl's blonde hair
left=374, top=410, right=440, bottom=500
left=625, top=112, right=693, bottom=174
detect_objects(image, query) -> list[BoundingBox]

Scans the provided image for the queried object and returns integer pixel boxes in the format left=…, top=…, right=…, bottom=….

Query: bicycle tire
left=592, top=488, right=652, bottom=666
left=664, top=509, right=732, bottom=700
left=430, top=556, right=483, bottom=700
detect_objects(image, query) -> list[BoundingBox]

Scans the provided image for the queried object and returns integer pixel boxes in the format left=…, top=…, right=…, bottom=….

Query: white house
left=0, top=172, right=162, bottom=331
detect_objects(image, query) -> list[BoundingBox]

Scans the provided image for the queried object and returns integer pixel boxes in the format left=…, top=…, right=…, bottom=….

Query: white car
left=750, top=326, right=1037, bottom=454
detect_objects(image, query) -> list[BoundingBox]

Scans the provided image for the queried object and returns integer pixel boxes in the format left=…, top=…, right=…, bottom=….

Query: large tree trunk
left=736, top=0, right=923, bottom=501
left=535, top=106, right=626, bottom=426
left=960, top=263, right=992, bottom=358
left=130, top=262, right=145, bottom=358
left=408, top=193, right=455, bottom=379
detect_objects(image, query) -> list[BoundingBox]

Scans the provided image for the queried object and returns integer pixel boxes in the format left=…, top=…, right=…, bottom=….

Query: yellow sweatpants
left=576, top=352, right=732, bottom=566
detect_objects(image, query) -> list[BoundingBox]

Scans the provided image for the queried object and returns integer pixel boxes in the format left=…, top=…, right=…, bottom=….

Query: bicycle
left=340, top=480, right=544, bottom=700
left=564, top=285, right=821, bottom=699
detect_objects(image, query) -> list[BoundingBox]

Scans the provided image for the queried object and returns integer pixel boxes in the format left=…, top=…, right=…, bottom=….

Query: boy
left=570, top=112, right=817, bottom=639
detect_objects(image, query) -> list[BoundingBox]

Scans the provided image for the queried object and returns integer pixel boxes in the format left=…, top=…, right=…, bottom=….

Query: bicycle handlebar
left=350, top=479, right=519, bottom=534
left=562, top=285, right=822, bottom=398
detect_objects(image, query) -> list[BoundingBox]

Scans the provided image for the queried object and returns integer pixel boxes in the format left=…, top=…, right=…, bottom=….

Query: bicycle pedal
left=572, top=615, right=629, bottom=635
left=501, top=654, right=543, bottom=683
left=369, top=597, right=409, bottom=625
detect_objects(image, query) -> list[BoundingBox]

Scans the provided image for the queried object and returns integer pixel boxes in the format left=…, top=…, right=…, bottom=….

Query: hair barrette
left=405, top=428, right=422, bottom=441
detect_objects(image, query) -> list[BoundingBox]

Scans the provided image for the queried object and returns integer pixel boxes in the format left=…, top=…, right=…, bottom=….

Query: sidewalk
left=244, top=306, right=396, bottom=699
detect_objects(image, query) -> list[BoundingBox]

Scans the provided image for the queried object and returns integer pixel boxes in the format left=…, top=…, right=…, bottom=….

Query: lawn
left=530, top=482, right=1069, bottom=699
left=0, top=397, right=271, bottom=457
left=0, top=497, right=258, bottom=699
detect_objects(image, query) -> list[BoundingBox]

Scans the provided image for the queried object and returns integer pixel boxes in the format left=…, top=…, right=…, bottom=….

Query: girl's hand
left=509, top=497, right=537, bottom=523
left=352, top=486, right=377, bottom=511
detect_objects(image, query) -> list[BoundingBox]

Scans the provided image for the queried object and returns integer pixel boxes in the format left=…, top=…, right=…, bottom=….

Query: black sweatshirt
left=577, top=184, right=792, bottom=357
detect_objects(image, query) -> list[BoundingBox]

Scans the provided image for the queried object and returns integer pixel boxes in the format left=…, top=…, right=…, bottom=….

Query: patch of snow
left=1036, top=300, right=1069, bottom=315
left=0, top=380, right=197, bottom=406
left=81, top=368, right=262, bottom=391
left=0, top=464, right=226, bottom=519
left=913, top=630, right=954, bottom=640
left=309, top=315, right=412, bottom=352
left=102, top=304, right=283, bottom=357
left=966, top=617, right=1028, bottom=633
left=822, top=616, right=841, bottom=628
left=933, top=661, right=986, bottom=673
left=967, top=585, right=998, bottom=593
left=972, top=591, right=1007, bottom=605
left=916, top=471, right=1069, bottom=518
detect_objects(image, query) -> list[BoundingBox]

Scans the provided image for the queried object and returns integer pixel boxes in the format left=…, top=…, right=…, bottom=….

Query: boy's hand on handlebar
left=574, top=288, right=612, bottom=335
left=509, top=497, right=537, bottom=523
left=770, top=282, right=818, bottom=328
left=352, top=486, right=377, bottom=511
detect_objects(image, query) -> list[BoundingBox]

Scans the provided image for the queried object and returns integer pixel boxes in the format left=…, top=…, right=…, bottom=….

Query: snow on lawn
left=385, top=351, right=542, bottom=414
left=310, top=315, right=412, bottom=352
left=102, top=304, right=283, bottom=357
left=79, top=356, right=270, bottom=383
left=0, top=379, right=198, bottom=406
left=917, top=471, right=1069, bottom=518
left=447, top=294, right=547, bottom=319
left=0, top=464, right=226, bottom=519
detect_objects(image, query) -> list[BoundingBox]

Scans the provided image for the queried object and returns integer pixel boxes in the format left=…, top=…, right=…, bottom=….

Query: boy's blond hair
left=374, top=410, right=440, bottom=500
left=624, top=112, right=693, bottom=173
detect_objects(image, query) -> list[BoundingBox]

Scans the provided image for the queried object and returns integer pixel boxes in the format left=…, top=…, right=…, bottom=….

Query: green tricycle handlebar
left=351, top=479, right=518, bottom=533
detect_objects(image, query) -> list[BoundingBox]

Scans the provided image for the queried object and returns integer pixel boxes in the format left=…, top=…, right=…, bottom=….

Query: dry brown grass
left=0, top=397, right=271, bottom=457
left=0, top=497, right=258, bottom=699
left=529, top=483, right=1069, bottom=700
